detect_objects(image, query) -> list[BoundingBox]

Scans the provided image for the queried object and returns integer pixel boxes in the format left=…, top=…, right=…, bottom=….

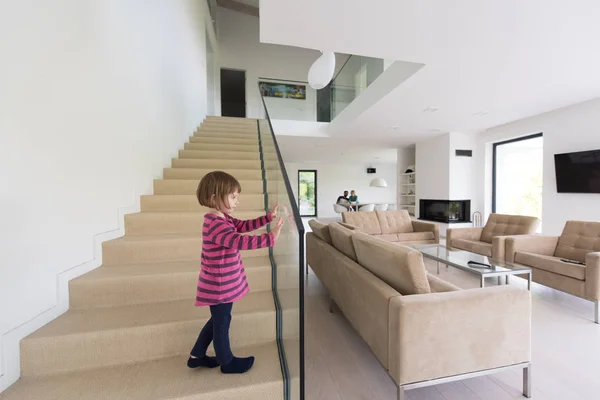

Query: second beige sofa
left=446, top=213, right=539, bottom=260
left=342, top=209, right=439, bottom=245
left=307, top=220, right=532, bottom=399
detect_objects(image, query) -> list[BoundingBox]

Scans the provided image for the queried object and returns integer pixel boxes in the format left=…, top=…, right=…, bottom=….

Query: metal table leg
left=481, top=275, right=485, bottom=288
left=523, top=365, right=532, bottom=398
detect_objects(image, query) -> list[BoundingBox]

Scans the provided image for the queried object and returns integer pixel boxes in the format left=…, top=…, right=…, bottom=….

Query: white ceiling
left=276, top=136, right=398, bottom=164
left=260, top=0, right=600, bottom=146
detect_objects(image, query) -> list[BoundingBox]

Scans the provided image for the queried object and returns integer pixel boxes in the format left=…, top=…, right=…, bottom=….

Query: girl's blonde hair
left=196, top=171, right=242, bottom=210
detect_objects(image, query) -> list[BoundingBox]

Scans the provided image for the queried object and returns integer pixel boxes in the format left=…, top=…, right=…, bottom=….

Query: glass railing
left=330, top=55, right=385, bottom=120
left=259, top=55, right=385, bottom=124
left=257, top=86, right=305, bottom=400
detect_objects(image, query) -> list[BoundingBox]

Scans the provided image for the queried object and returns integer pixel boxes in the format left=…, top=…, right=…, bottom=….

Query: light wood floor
left=304, top=257, right=600, bottom=400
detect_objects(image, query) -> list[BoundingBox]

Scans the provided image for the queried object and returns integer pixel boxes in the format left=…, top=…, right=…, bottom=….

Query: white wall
left=477, top=97, right=600, bottom=235
left=216, top=7, right=348, bottom=120
left=448, top=132, right=477, bottom=201
left=286, top=163, right=397, bottom=218
left=416, top=134, right=451, bottom=201
left=0, top=0, right=215, bottom=390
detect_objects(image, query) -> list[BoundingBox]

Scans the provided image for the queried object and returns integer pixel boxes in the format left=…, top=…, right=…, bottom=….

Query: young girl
left=187, top=171, right=285, bottom=374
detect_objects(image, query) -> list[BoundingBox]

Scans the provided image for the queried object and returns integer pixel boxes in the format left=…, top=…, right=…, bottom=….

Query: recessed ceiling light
left=423, top=107, right=439, bottom=113
left=473, top=111, right=489, bottom=116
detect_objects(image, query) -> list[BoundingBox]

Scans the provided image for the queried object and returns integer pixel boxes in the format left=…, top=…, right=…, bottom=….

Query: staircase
left=0, top=117, right=295, bottom=400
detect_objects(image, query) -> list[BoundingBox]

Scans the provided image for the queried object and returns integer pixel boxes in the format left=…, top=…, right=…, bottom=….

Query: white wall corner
left=0, top=193, right=141, bottom=393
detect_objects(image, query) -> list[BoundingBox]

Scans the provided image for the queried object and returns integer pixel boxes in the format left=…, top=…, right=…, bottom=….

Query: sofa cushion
left=397, top=231, right=435, bottom=242
left=329, top=223, right=358, bottom=262
left=378, top=234, right=400, bottom=242
left=480, top=214, right=539, bottom=244
left=554, top=221, right=600, bottom=263
left=338, top=222, right=357, bottom=231
left=515, top=251, right=585, bottom=281
left=376, top=210, right=414, bottom=234
left=426, top=273, right=461, bottom=293
left=352, top=232, right=430, bottom=295
left=342, top=211, right=382, bottom=235
left=451, top=239, right=492, bottom=257
left=308, top=219, right=332, bottom=245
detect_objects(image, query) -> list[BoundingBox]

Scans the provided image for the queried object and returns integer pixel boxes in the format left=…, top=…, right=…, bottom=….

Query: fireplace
left=419, top=199, right=471, bottom=223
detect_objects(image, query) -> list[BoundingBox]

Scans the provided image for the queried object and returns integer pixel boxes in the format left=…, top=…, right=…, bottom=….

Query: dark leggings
left=190, top=303, right=234, bottom=365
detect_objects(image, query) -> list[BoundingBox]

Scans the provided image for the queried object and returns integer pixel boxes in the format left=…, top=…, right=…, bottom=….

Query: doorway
left=492, top=133, right=543, bottom=230
left=298, top=170, right=317, bottom=217
left=220, top=69, right=246, bottom=118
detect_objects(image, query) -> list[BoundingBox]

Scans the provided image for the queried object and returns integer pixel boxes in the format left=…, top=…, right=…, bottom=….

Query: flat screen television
left=554, top=149, right=600, bottom=193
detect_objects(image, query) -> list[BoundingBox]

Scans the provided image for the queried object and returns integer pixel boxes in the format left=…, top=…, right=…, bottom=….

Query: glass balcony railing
left=259, top=55, right=385, bottom=124
left=330, top=55, right=385, bottom=120
left=258, top=84, right=305, bottom=400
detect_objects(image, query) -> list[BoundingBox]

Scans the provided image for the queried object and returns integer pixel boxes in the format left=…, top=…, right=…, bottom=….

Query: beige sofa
left=506, top=220, right=600, bottom=323
left=342, top=209, right=439, bottom=245
left=307, top=220, right=532, bottom=399
left=446, top=213, right=539, bottom=260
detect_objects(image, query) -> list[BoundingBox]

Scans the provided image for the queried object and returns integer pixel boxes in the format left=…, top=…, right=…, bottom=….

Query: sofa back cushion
left=352, top=232, right=430, bottom=295
left=376, top=210, right=414, bottom=234
left=555, top=221, right=600, bottom=263
left=341, top=211, right=382, bottom=235
left=480, top=213, right=539, bottom=244
left=329, top=223, right=358, bottom=262
left=308, top=219, right=332, bottom=245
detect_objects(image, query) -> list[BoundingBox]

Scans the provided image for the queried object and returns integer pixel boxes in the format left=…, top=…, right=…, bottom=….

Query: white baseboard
left=0, top=194, right=141, bottom=393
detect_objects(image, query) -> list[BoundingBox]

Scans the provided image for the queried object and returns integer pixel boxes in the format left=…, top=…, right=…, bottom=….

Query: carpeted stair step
left=184, top=143, right=259, bottom=153
left=154, top=179, right=264, bottom=195
left=140, top=194, right=265, bottom=212
left=179, top=149, right=260, bottom=161
left=124, top=211, right=268, bottom=235
left=20, top=291, right=285, bottom=376
left=69, top=257, right=273, bottom=309
left=0, top=342, right=283, bottom=400
left=193, top=131, right=258, bottom=140
left=171, top=158, right=262, bottom=170
left=189, top=136, right=259, bottom=145
left=164, top=168, right=261, bottom=180
left=102, top=234, right=269, bottom=265
left=163, top=168, right=278, bottom=181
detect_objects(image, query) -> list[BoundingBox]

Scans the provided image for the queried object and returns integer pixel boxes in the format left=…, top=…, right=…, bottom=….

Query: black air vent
left=455, top=149, right=473, bottom=157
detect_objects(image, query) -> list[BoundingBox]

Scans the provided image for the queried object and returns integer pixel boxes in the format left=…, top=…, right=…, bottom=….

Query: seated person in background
left=336, top=191, right=351, bottom=210
left=349, top=190, right=359, bottom=211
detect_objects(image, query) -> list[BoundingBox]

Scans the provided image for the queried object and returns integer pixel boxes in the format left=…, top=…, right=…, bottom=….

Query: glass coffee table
left=413, top=244, right=532, bottom=290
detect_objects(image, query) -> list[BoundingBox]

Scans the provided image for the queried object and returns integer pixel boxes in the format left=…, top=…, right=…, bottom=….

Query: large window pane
left=298, top=170, right=317, bottom=217
left=493, top=134, right=543, bottom=230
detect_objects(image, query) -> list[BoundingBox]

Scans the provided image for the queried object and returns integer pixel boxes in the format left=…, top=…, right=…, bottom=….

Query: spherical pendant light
left=308, top=51, right=336, bottom=90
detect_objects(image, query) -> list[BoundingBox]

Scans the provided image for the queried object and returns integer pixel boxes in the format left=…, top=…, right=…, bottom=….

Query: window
left=298, top=170, right=317, bottom=217
left=493, top=133, right=543, bottom=230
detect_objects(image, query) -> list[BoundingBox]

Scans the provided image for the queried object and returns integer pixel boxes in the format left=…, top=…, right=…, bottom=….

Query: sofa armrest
left=388, top=286, right=531, bottom=386
left=446, top=227, right=483, bottom=246
left=492, top=235, right=530, bottom=261
left=585, top=252, right=600, bottom=301
left=504, top=235, right=559, bottom=263
left=412, top=220, right=439, bottom=244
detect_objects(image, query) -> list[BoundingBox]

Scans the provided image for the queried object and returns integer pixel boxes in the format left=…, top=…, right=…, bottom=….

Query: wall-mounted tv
left=554, top=149, right=600, bottom=193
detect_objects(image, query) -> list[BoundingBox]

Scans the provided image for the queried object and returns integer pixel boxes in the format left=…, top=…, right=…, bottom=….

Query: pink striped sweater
left=194, top=212, right=274, bottom=306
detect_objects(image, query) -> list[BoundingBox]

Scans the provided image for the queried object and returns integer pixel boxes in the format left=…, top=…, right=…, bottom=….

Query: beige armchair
left=506, top=220, right=600, bottom=323
left=446, top=213, right=539, bottom=260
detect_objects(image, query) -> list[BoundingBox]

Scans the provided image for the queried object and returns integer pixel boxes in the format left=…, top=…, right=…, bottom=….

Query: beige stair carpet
left=0, top=116, right=290, bottom=400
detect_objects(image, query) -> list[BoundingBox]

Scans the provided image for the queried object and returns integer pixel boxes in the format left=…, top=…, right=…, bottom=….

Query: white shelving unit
left=399, top=172, right=416, bottom=217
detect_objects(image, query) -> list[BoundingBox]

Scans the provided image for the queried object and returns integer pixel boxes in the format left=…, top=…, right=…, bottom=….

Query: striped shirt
left=194, top=213, right=274, bottom=306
